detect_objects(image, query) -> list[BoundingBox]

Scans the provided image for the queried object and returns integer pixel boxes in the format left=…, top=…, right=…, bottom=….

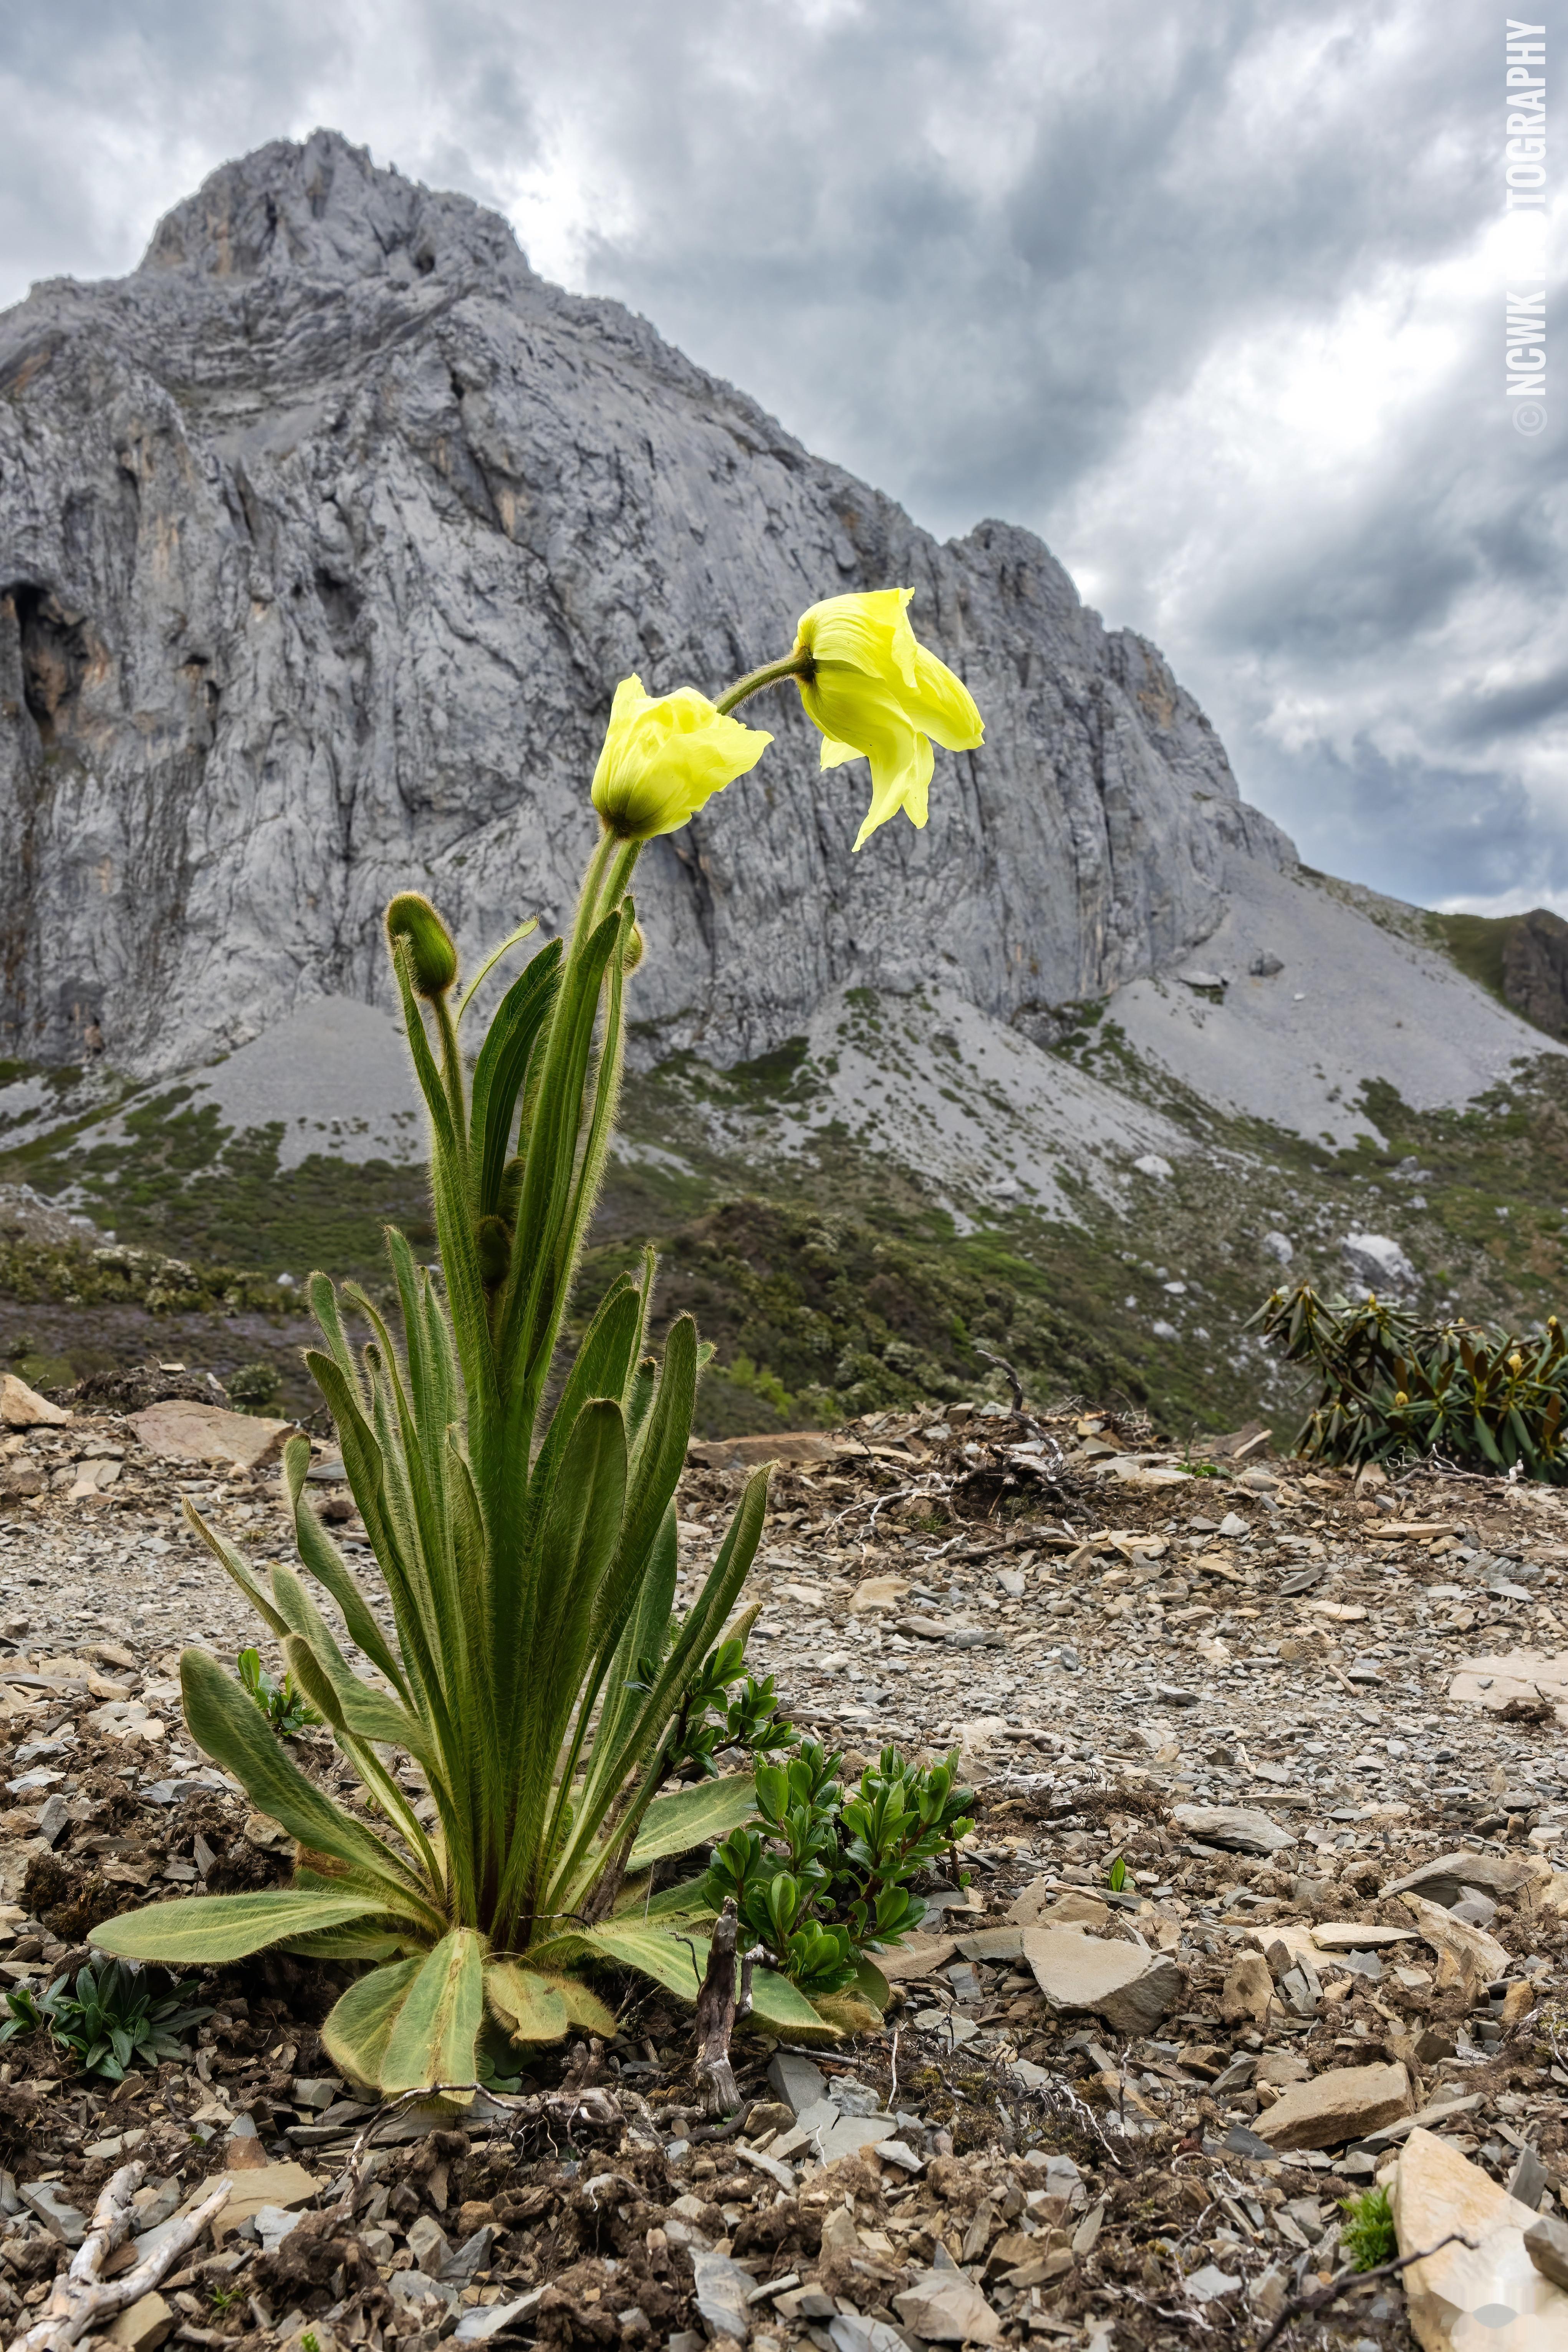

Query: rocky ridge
left=2, top=127, right=1290, bottom=1081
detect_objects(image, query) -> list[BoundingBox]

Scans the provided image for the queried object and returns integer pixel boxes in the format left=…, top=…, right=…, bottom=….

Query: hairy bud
left=476, top=1215, right=512, bottom=1289
left=622, top=920, right=646, bottom=974
left=386, top=893, right=458, bottom=998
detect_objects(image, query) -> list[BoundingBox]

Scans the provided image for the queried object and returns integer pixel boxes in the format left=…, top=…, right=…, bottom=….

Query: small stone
left=20, top=2181, right=87, bottom=2244
left=1172, top=1804, right=1292, bottom=1855
left=690, top=2252, right=755, bottom=2343
left=894, top=2267, right=1002, bottom=2345
left=766, top=2051, right=826, bottom=2117
left=253, top=2205, right=305, bottom=2255
left=452, top=2291, right=548, bottom=2344
left=1023, top=1924, right=1184, bottom=2033
left=1184, top=2264, right=1241, bottom=2304
left=0, top=1375, right=70, bottom=1428
left=207, top=2161, right=324, bottom=2243
left=125, top=1399, right=292, bottom=1472
left=1220, top=1952, right=1273, bottom=2027
left=847, top=1575, right=909, bottom=1615
left=1258, top=2061, right=1411, bottom=2151
left=1509, top=2146, right=1550, bottom=2212
left=828, top=2317, right=909, bottom=2352
left=105, top=2292, right=174, bottom=2352
left=1217, top=1512, right=1249, bottom=1539
left=387, top=2271, right=457, bottom=2317
left=1382, top=1849, right=1540, bottom=1908
left=1525, top=2211, right=1568, bottom=2291
left=407, top=2212, right=450, bottom=2275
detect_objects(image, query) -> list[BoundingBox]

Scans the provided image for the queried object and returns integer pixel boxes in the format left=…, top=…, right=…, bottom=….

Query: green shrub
left=703, top=1743, right=974, bottom=1996
left=228, top=1360, right=283, bottom=1412
left=1251, top=1280, right=1568, bottom=1478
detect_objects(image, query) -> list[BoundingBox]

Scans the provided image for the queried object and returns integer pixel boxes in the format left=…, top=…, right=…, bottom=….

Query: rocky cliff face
left=0, top=129, right=1292, bottom=1079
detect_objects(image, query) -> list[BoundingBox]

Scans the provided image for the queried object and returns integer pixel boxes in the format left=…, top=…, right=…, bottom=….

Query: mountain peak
left=137, top=127, right=530, bottom=289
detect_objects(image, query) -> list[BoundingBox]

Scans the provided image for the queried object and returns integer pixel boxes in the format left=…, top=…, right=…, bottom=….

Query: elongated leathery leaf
left=179, top=1650, right=438, bottom=1921
left=627, top=1777, right=758, bottom=1872
left=484, top=1962, right=569, bottom=2047
left=281, top=1435, right=409, bottom=1702
left=91, top=1889, right=387, bottom=1964
left=321, top=1957, right=424, bottom=2092
left=571, top=1922, right=706, bottom=2003
left=470, top=942, right=563, bottom=1222
left=380, top=1929, right=485, bottom=2099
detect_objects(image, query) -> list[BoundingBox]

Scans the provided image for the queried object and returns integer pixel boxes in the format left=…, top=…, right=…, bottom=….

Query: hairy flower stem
left=713, top=652, right=811, bottom=718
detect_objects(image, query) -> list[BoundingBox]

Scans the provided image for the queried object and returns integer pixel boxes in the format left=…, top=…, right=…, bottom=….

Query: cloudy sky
left=1, top=0, right=1562, bottom=911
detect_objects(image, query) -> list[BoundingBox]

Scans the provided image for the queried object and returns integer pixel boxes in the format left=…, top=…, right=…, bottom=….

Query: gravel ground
left=0, top=1396, right=1565, bottom=2352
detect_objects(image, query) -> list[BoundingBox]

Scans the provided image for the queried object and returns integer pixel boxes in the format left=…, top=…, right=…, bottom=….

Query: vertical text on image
left=1505, top=18, right=1547, bottom=435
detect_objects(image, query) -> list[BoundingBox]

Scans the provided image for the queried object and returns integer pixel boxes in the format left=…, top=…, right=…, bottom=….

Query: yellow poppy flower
left=591, top=675, right=772, bottom=840
left=791, top=588, right=984, bottom=849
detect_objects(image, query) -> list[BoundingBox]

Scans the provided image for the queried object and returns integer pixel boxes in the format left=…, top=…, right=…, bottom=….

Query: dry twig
left=5, top=2163, right=231, bottom=2352
left=1253, top=2230, right=1474, bottom=2350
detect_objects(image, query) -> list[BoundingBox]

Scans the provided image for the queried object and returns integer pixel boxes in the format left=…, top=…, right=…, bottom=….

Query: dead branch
left=694, top=1896, right=741, bottom=2116
left=1253, top=2230, right=1474, bottom=2350
left=5, top=2163, right=231, bottom=2352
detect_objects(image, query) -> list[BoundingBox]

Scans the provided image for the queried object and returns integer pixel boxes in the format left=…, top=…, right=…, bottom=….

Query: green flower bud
left=476, top=1215, right=512, bottom=1289
left=622, top=920, right=646, bottom=974
left=386, top=893, right=458, bottom=998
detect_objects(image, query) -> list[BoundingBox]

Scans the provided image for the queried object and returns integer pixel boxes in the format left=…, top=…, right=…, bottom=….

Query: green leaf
left=746, top=1967, right=839, bottom=2039
left=178, top=1651, right=434, bottom=1919
left=278, top=1926, right=411, bottom=1961
left=573, top=1920, right=708, bottom=2003
left=628, top=1776, right=758, bottom=1871
left=321, top=1957, right=424, bottom=2092
left=380, top=1929, right=485, bottom=2100
left=90, top=1890, right=387, bottom=1965
left=853, top=1957, right=891, bottom=2013
left=484, top=1961, right=570, bottom=2046
left=612, top=1873, right=714, bottom=1922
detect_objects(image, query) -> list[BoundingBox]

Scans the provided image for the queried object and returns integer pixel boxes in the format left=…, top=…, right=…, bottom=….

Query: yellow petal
left=853, top=729, right=932, bottom=851
left=591, top=676, right=771, bottom=840
left=816, top=736, right=864, bottom=771
left=902, top=641, right=984, bottom=751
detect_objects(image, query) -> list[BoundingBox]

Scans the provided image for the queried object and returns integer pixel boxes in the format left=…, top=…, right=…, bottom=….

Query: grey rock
left=1184, top=2264, right=1242, bottom=2304
left=452, top=2289, right=548, bottom=2344
left=1217, top=1512, right=1250, bottom=1539
left=0, top=131, right=1291, bottom=1083
left=1509, top=2146, right=1549, bottom=2211
left=1023, top=1924, right=1184, bottom=2033
left=253, top=2205, right=305, bottom=2255
left=387, top=2270, right=457, bottom=2317
left=828, top=2316, right=909, bottom=2352
left=35, top=1793, right=70, bottom=1848
left=1341, top=1234, right=1416, bottom=1293
left=20, top=2181, right=86, bottom=2245
left=894, top=2268, right=1002, bottom=2344
left=766, top=2050, right=826, bottom=2117
left=1525, top=2211, right=1568, bottom=2290
left=406, top=2212, right=450, bottom=2276
left=689, top=2251, right=756, bottom=2343
left=1382, top=1850, right=1541, bottom=1908
left=1171, top=1804, right=1293, bottom=1855
left=1250, top=953, right=1285, bottom=978
left=1262, top=1230, right=1294, bottom=1264
left=442, top=2224, right=495, bottom=2286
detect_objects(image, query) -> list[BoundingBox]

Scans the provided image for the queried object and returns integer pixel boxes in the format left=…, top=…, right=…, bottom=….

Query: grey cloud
left=0, top=0, right=1563, bottom=910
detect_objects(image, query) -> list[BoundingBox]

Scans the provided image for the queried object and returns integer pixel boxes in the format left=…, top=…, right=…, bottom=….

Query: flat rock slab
left=1023, top=1924, right=1183, bottom=2034
left=127, top=1400, right=293, bottom=1473
left=0, top=1374, right=70, bottom=1427
left=1384, top=1849, right=1545, bottom=1908
left=1450, top=1649, right=1568, bottom=1729
left=847, top=1575, right=909, bottom=1614
left=874, top=1934, right=957, bottom=1982
left=1399, top=1894, right=1512, bottom=1989
left=1171, top=1803, right=1293, bottom=1855
left=1259, top=2060, right=1411, bottom=2151
left=894, top=2267, right=1002, bottom=2345
left=687, top=1432, right=839, bottom=1469
left=1395, top=2125, right=1568, bottom=2347
left=1311, top=1922, right=1418, bottom=1949
left=690, top=2251, right=757, bottom=2342
left=104, top=2292, right=174, bottom=2352
left=194, top=2160, right=324, bottom=2242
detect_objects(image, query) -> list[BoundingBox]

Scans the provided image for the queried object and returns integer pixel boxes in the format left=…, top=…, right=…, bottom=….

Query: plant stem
left=714, top=652, right=811, bottom=717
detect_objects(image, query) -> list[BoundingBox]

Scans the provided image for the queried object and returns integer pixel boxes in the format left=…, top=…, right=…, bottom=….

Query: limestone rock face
left=0, top=130, right=1292, bottom=1079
